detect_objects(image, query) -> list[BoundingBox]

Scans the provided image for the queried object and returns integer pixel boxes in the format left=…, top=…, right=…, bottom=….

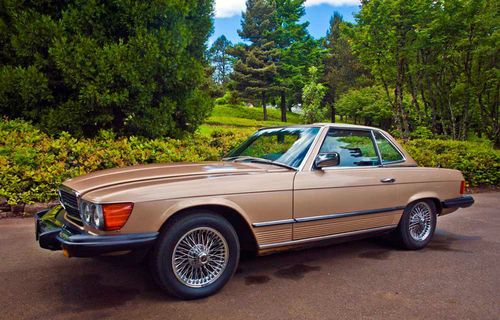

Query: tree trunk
left=425, top=76, right=439, bottom=134
left=407, top=71, right=421, bottom=122
left=280, top=91, right=287, bottom=122
left=394, top=55, right=408, bottom=138
left=262, top=94, right=268, bottom=121
left=330, top=98, right=336, bottom=123
left=460, top=24, right=475, bottom=140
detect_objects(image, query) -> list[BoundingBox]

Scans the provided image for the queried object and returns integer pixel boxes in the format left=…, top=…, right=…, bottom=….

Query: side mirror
left=315, top=152, right=340, bottom=169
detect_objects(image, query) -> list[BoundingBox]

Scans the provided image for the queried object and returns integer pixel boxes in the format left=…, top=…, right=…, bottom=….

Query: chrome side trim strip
left=252, top=206, right=405, bottom=227
left=259, top=225, right=397, bottom=249
left=294, top=206, right=405, bottom=223
left=252, top=219, right=295, bottom=227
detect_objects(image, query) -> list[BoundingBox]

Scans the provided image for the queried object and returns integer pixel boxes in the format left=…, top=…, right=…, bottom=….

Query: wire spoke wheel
left=408, top=202, right=433, bottom=241
left=172, top=227, right=229, bottom=288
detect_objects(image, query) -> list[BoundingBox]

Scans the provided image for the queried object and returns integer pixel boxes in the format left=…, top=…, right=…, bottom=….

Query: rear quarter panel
left=395, top=167, right=464, bottom=208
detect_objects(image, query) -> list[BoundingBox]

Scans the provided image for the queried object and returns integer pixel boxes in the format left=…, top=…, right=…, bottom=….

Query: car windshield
left=224, top=127, right=320, bottom=169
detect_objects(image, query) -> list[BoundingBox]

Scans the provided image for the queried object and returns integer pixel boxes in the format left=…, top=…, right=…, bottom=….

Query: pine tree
left=273, top=0, right=316, bottom=122
left=230, top=42, right=279, bottom=121
left=208, top=35, right=233, bottom=87
left=323, top=12, right=369, bottom=123
left=229, top=0, right=279, bottom=120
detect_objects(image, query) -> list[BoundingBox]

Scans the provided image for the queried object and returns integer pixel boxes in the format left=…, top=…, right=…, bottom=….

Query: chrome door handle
left=381, top=178, right=396, bottom=183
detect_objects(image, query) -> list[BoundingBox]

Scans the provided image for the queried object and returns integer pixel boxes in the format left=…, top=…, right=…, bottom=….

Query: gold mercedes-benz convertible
left=36, top=123, right=473, bottom=299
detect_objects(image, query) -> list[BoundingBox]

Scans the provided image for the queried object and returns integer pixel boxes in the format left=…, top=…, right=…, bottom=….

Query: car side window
left=373, top=131, right=404, bottom=163
left=319, top=129, right=381, bottom=167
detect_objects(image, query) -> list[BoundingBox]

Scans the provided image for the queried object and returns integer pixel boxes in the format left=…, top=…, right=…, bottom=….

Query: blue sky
left=211, top=1, right=361, bottom=44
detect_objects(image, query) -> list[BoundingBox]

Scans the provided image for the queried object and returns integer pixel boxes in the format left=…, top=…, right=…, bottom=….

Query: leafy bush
left=0, top=1, right=213, bottom=138
left=1, top=119, right=498, bottom=205
left=0, top=119, right=245, bottom=205
left=336, top=86, right=393, bottom=128
left=402, top=139, right=500, bottom=187
left=301, top=67, right=327, bottom=123
left=409, top=126, right=435, bottom=139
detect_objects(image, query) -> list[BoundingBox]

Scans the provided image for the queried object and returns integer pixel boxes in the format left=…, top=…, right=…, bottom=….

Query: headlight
left=78, top=200, right=133, bottom=231
left=80, top=201, right=92, bottom=224
left=92, top=205, right=103, bottom=228
left=79, top=200, right=103, bottom=229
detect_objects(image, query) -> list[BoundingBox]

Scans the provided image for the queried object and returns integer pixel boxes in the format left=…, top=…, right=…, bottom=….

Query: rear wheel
left=150, top=211, right=239, bottom=299
left=395, top=200, right=437, bottom=250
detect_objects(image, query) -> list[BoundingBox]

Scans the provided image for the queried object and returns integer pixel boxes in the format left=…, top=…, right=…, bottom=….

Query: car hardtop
left=258, top=123, right=389, bottom=133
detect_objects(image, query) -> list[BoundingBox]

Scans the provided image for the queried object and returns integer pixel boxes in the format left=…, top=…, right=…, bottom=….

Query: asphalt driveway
left=1, top=192, right=499, bottom=320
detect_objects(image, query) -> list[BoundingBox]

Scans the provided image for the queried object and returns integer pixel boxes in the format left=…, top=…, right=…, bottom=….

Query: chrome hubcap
left=409, top=202, right=433, bottom=241
left=172, top=227, right=228, bottom=288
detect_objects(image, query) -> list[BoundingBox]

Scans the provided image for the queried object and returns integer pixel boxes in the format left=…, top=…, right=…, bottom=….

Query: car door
left=292, top=127, right=405, bottom=241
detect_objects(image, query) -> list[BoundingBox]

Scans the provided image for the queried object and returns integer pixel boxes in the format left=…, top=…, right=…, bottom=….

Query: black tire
left=394, top=199, right=437, bottom=250
left=149, top=211, right=240, bottom=299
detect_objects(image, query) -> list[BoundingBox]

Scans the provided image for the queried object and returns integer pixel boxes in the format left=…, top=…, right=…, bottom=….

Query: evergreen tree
left=0, top=0, right=214, bottom=138
left=273, top=0, right=324, bottom=122
left=230, top=42, right=279, bottom=121
left=208, top=35, right=233, bottom=87
left=323, top=12, right=369, bottom=123
left=230, top=0, right=279, bottom=120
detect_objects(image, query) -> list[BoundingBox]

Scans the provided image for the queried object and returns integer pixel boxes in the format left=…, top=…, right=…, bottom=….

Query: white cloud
left=215, top=0, right=360, bottom=18
left=215, top=0, right=246, bottom=18
left=305, top=0, right=360, bottom=7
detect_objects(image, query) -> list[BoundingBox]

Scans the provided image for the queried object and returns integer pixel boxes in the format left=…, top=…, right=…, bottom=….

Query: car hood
left=62, top=161, right=284, bottom=195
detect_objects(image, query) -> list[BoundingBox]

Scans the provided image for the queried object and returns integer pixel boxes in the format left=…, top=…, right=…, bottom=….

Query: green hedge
left=0, top=119, right=246, bottom=204
left=1, top=119, right=498, bottom=205
left=401, top=139, right=500, bottom=188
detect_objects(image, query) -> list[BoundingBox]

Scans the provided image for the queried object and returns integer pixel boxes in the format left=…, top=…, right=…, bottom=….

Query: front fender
left=158, top=197, right=253, bottom=230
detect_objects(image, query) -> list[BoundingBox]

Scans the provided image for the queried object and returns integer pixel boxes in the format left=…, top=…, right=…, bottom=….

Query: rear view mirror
left=315, top=152, right=340, bottom=169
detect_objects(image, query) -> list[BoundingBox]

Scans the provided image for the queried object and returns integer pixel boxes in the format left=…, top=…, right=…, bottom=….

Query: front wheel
left=394, top=200, right=437, bottom=250
left=149, top=212, right=240, bottom=299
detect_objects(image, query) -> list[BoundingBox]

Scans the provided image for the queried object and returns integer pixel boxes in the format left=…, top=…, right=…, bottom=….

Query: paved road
left=1, top=193, right=499, bottom=320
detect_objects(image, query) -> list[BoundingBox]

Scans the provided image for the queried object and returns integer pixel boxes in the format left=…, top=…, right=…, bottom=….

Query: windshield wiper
left=222, top=156, right=297, bottom=171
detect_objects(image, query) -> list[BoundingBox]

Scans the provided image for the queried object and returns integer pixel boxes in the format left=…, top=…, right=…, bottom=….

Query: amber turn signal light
left=103, top=203, right=134, bottom=231
left=460, top=181, right=466, bottom=194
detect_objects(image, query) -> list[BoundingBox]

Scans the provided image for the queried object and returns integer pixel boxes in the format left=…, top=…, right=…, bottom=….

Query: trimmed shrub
left=0, top=119, right=241, bottom=204
left=1, top=119, right=498, bottom=205
left=402, top=139, right=500, bottom=187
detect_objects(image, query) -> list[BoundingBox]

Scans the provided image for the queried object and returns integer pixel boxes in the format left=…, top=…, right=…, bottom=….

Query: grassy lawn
left=198, top=104, right=302, bottom=136
left=199, top=104, right=353, bottom=137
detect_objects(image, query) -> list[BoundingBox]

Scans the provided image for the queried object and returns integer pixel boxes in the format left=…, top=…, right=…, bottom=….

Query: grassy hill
left=198, top=104, right=301, bottom=136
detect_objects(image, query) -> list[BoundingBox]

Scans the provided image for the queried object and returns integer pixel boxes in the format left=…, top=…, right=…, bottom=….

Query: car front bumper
left=35, top=207, right=158, bottom=257
left=441, top=195, right=475, bottom=209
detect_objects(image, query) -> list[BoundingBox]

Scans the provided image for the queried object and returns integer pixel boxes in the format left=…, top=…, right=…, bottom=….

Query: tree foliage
left=354, top=0, right=499, bottom=143
left=229, top=0, right=280, bottom=120
left=323, top=12, right=370, bottom=122
left=0, top=0, right=215, bottom=138
left=301, top=66, right=327, bottom=123
left=208, top=35, right=233, bottom=88
left=229, top=0, right=325, bottom=121
left=273, top=0, right=325, bottom=122
left=336, top=86, right=393, bottom=128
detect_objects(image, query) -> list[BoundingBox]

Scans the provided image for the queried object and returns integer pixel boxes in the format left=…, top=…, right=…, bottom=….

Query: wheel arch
left=405, top=194, right=442, bottom=216
left=158, top=202, right=258, bottom=253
